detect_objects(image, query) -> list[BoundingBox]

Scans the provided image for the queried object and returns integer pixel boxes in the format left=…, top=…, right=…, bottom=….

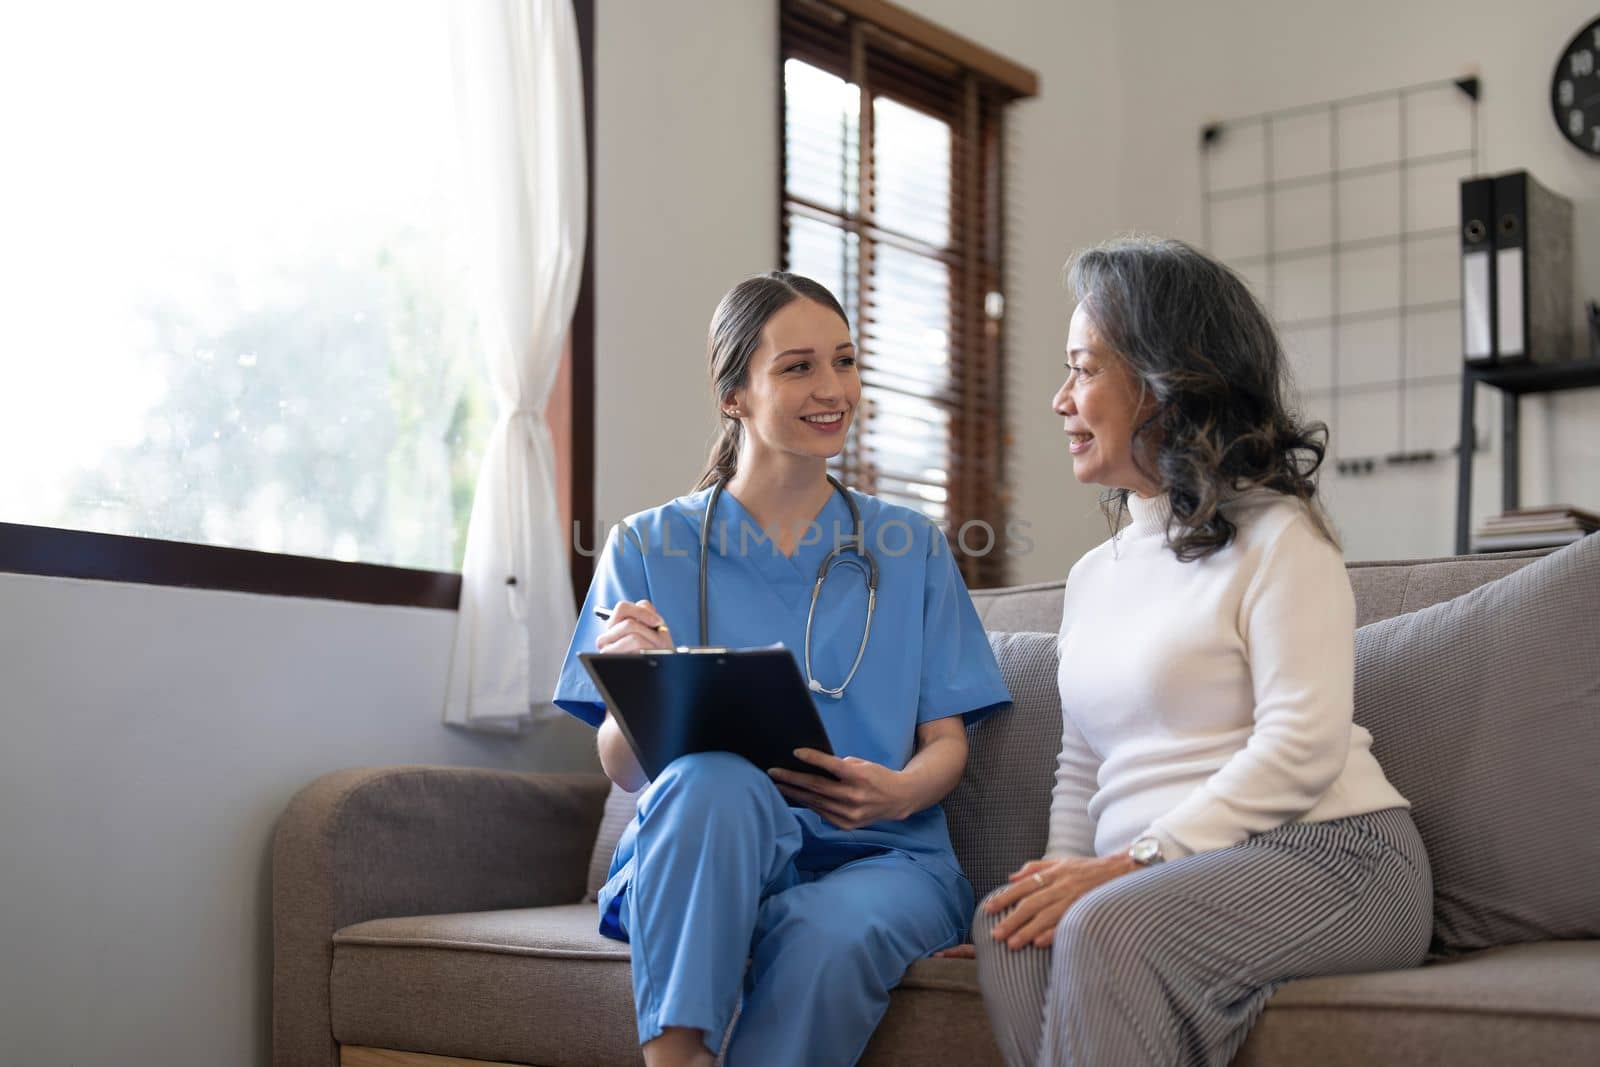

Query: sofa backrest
left=588, top=548, right=1559, bottom=907
left=967, top=548, right=1551, bottom=633
left=948, top=548, right=1553, bottom=904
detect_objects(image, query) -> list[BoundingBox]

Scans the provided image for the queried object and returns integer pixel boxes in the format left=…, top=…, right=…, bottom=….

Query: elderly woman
left=972, top=237, right=1431, bottom=1066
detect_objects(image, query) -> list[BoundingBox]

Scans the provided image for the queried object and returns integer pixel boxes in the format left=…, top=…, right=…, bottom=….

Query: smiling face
left=726, top=297, right=860, bottom=465
left=1052, top=302, right=1162, bottom=496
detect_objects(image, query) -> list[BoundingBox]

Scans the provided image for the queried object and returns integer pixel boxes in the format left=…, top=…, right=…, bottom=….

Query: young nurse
left=553, top=272, right=1009, bottom=1067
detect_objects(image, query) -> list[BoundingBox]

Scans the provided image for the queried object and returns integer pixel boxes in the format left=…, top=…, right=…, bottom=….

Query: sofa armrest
left=271, top=765, right=611, bottom=1067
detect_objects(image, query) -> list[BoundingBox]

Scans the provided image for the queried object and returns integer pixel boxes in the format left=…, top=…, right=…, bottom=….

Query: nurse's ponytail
left=693, top=272, right=851, bottom=492
left=698, top=418, right=743, bottom=492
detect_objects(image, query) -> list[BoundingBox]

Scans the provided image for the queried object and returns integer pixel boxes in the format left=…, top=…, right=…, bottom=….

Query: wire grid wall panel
left=1200, top=79, right=1480, bottom=474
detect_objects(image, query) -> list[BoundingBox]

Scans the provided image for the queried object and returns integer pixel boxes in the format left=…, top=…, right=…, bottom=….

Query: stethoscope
left=699, top=474, right=878, bottom=698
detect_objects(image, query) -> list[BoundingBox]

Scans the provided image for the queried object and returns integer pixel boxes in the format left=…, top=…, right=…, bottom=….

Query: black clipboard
left=578, top=647, right=836, bottom=781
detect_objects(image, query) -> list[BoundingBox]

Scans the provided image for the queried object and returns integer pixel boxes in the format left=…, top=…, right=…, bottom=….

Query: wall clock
left=1552, top=14, right=1600, bottom=157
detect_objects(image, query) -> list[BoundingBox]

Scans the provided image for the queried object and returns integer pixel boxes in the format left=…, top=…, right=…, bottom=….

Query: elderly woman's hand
left=983, top=854, right=1140, bottom=950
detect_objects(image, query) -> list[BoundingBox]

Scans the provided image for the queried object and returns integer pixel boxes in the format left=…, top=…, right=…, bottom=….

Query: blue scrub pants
left=605, top=752, right=969, bottom=1065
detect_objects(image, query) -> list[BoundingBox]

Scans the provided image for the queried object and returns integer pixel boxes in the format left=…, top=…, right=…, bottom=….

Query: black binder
left=1492, top=170, right=1573, bottom=364
left=1460, top=176, right=1495, bottom=365
left=579, top=647, right=836, bottom=781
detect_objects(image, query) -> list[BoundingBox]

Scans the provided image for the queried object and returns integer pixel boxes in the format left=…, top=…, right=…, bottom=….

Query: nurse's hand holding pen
left=594, top=600, right=672, bottom=792
left=768, top=717, right=968, bottom=831
left=593, top=599, right=673, bottom=653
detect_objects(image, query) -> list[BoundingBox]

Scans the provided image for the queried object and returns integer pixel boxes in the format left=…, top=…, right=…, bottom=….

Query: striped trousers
left=972, top=808, right=1432, bottom=1067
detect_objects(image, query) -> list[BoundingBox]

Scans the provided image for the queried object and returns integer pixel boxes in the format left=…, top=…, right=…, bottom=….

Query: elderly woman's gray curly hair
left=1066, top=235, right=1335, bottom=561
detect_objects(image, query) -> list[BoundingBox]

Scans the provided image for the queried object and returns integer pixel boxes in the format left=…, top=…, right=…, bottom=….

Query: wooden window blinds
left=780, top=0, right=1034, bottom=588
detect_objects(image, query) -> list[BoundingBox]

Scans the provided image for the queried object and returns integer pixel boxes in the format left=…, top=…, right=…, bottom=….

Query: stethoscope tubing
left=699, top=475, right=878, bottom=698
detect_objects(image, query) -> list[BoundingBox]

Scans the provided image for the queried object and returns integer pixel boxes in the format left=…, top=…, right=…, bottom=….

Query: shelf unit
left=1454, top=358, right=1600, bottom=553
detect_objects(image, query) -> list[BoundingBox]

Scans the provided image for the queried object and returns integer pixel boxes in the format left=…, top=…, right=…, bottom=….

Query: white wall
left=900, top=0, right=1125, bottom=580
left=1111, top=0, right=1600, bottom=560
left=0, top=572, right=596, bottom=1066
left=592, top=0, right=781, bottom=527
left=593, top=0, right=1123, bottom=584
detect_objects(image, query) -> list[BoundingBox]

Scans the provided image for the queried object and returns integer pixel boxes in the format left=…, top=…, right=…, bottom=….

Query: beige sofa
left=274, top=544, right=1600, bottom=1066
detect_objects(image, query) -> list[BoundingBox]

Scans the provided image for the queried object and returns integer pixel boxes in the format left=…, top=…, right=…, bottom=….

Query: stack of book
left=1471, top=506, right=1600, bottom=552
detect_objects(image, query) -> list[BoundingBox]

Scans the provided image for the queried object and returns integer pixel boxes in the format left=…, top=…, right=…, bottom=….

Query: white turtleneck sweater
left=1050, top=490, right=1408, bottom=861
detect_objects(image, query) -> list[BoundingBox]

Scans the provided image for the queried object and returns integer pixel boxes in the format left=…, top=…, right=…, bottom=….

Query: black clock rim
left=1551, top=14, right=1600, bottom=157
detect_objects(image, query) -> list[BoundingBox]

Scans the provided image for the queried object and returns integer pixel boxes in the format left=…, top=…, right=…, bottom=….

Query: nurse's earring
left=723, top=408, right=743, bottom=418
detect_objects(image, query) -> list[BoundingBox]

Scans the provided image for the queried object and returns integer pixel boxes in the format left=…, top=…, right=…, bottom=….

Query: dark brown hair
left=1066, top=236, right=1334, bottom=561
left=693, top=271, right=851, bottom=492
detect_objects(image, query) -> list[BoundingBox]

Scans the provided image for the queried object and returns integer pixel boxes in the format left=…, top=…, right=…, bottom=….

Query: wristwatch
left=1128, top=834, right=1165, bottom=867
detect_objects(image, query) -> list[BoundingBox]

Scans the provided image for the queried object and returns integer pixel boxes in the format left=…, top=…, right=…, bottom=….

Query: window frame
left=778, top=0, right=1035, bottom=589
left=0, top=0, right=597, bottom=611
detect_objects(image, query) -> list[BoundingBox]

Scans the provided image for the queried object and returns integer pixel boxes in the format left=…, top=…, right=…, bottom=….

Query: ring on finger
left=1031, top=872, right=1046, bottom=888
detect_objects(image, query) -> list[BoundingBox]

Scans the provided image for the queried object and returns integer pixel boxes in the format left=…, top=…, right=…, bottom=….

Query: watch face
left=1131, top=837, right=1161, bottom=863
left=1552, top=16, right=1600, bottom=157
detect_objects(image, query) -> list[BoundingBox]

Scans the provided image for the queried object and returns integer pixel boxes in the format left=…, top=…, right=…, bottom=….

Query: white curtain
left=444, top=0, right=586, bottom=732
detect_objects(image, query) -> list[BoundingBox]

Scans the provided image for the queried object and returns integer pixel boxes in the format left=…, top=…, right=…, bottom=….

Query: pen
left=593, top=606, right=670, bottom=633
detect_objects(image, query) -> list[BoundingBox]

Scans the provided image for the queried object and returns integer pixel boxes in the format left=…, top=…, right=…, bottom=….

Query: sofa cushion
left=1234, top=940, right=1600, bottom=1066
left=330, top=904, right=1003, bottom=1065
left=334, top=904, right=638, bottom=1065
left=1353, top=533, right=1600, bottom=954
left=330, top=905, right=1598, bottom=1067
left=943, top=631, right=1060, bottom=902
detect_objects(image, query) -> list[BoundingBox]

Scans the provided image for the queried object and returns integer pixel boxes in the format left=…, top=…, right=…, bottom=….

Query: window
left=3, top=2, right=489, bottom=574
left=781, top=0, right=1034, bottom=588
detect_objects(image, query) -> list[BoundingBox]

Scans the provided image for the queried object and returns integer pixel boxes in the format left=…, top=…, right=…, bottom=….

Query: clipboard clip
left=638, top=646, right=731, bottom=655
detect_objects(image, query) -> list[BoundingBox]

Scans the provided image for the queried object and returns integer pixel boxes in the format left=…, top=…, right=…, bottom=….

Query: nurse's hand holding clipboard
left=768, top=717, right=967, bottom=831
left=593, top=600, right=672, bottom=791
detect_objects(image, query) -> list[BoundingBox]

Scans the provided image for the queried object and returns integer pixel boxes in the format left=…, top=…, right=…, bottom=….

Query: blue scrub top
left=554, top=485, right=1010, bottom=870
